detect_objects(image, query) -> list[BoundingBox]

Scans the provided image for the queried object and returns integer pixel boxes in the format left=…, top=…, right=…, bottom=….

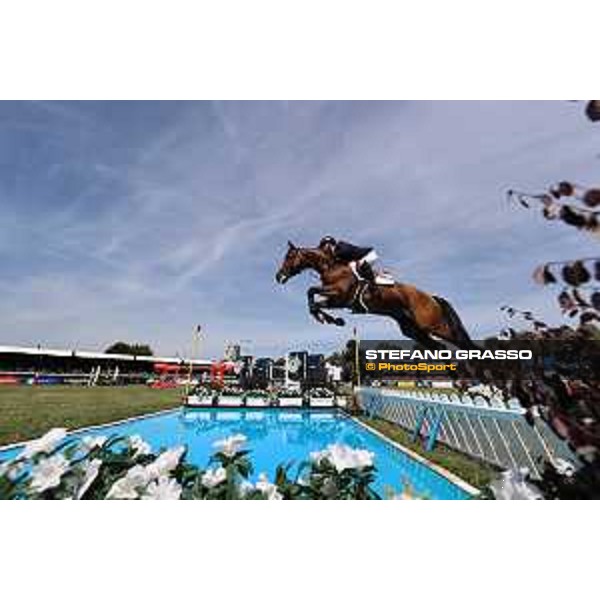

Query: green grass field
left=0, top=385, right=182, bottom=447
left=359, top=416, right=498, bottom=490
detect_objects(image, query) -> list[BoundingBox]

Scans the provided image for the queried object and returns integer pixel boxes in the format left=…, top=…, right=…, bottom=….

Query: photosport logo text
left=365, top=360, right=458, bottom=374
left=358, top=340, right=599, bottom=381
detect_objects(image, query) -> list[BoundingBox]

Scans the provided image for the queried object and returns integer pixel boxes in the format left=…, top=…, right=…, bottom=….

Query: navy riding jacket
left=333, top=240, right=373, bottom=262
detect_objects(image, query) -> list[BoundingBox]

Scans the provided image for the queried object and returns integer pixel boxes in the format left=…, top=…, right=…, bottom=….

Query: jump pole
left=354, top=326, right=361, bottom=388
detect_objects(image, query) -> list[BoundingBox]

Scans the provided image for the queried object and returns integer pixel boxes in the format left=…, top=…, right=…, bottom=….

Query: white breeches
left=359, top=250, right=378, bottom=264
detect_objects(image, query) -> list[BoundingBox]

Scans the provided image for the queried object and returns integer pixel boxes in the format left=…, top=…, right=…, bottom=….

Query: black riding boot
left=351, top=261, right=376, bottom=314
left=359, top=261, right=376, bottom=283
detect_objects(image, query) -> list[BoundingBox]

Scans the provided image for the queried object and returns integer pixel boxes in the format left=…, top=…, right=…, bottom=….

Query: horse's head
left=276, top=241, right=308, bottom=284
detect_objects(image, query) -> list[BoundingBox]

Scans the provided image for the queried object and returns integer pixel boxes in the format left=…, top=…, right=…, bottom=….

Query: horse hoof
left=335, top=318, right=345, bottom=327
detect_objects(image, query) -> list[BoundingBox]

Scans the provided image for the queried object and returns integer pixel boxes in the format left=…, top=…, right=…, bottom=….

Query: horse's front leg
left=307, top=286, right=329, bottom=323
left=307, top=286, right=323, bottom=321
left=307, top=286, right=345, bottom=327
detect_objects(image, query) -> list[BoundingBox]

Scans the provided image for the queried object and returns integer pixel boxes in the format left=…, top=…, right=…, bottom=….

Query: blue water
left=0, top=409, right=470, bottom=499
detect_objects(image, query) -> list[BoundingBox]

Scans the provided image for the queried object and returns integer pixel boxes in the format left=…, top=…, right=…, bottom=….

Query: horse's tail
left=432, top=295, right=477, bottom=350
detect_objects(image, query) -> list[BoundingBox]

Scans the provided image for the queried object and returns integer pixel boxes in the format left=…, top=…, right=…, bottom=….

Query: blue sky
left=1, top=101, right=598, bottom=359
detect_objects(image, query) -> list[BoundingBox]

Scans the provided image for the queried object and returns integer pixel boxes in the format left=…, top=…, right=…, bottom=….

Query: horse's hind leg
left=432, top=295, right=477, bottom=350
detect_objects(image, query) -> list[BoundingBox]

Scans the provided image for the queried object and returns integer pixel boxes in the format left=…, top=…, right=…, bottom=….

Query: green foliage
left=326, top=339, right=358, bottom=383
left=105, top=342, right=154, bottom=356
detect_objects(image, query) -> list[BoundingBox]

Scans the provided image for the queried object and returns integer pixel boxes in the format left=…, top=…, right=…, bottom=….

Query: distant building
left=306, top=353, right=327, bottom=385
left=252, top=357, right=273, bottom=388
left=224, top=343, right=241, bottom=362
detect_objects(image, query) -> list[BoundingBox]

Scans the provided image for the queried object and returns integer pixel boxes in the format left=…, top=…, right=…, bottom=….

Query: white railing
left=356, top=386, right=578, bottom=479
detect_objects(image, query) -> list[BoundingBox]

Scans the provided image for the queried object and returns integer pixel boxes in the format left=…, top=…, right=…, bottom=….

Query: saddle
left=349, top=262, right=395, bottom=286
left=349, top=267, right=395, bottom=313
left=374, top=273, right=395, bottom=286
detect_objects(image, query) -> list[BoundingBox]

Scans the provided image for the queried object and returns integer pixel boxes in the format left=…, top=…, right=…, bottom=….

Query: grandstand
left=0, top=345, right=213, bottom=386
left=0, top=343, right=339, bottom=389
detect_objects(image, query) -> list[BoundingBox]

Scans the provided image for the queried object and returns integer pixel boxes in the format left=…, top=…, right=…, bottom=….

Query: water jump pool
left=0, top=408, right=474, bottom=499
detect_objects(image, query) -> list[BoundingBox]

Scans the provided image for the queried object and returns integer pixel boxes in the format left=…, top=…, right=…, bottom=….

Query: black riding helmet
left=319, top=236, right=336, bottom=248
left=585, top=100, right=600, bottom=122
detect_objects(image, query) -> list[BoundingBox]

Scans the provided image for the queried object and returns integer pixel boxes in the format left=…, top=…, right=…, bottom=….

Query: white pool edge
left=348, top=415, right=481, bottom=497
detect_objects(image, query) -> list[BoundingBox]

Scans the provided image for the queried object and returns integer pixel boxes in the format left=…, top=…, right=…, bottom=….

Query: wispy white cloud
left=1, top=101, right=598, bottom=357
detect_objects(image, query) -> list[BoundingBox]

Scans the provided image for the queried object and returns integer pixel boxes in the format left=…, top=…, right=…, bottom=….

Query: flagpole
left=186, top=325, right=201, bottom=396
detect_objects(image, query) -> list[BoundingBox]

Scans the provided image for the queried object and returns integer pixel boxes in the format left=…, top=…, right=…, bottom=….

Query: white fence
left=356, top=386, right=579, bottom=479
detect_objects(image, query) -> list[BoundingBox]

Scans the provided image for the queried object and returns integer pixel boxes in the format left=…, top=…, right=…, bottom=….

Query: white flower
left=29, top=454, right=70, bottom=493
left=76, top=459, right=102, bottom=499
left=552, top=458, right=576, bottom=477
left=142, top=476, right=182, bottom=500
left=255, top=473, right=283, bottom=500
left=20, top=428, right=67, bottom=459
left=106, top=465, right=150, bottom=500
left=128, top=435, right=151, bottom=457
left=201, top=467, right=227, bottom=488
left=146, top=446, right=185, bottom=479
left=81, top=436, right=107, bottom=452
left=212, top=434, right=247, bottom=457
left=311, top=444, right=374, bottom=472
left=490, top=469, right=543, bottom=500
left=239, top=480, right=255, bottom=497
left=106, top=446, right=185, bottom=499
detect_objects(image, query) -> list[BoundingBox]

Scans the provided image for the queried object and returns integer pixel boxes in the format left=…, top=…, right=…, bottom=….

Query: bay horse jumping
left=275, top=242, right=476, bottom=350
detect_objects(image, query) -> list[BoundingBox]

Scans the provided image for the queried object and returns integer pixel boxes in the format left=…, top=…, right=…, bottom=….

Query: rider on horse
left=276, top=240, right=476, bottom=350
left=319, top=236, right=378, bottom=284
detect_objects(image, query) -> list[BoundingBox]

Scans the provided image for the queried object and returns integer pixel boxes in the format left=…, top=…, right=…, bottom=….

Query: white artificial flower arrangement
left=276, top=388, right=304, bottom=398
left=308, top=387, right=334, bottom=398
left=245, top=389, right=271, bottom=398
left=219, top=386, right=245, bottom=397
left=192, top=386, right=216, bottom=398
left=310, top=444, right=374, bottom=472
left=0, top=429, right=388, bottom=500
